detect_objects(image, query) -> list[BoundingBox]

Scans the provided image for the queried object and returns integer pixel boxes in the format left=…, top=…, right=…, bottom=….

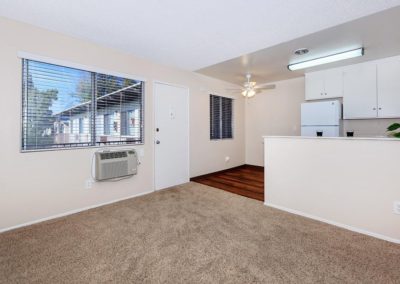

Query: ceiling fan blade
left=254, top=84, right=276, bottom=90
left=225, top=88, right=243, bottom=91
left=256, top=82, right=276, bottom=88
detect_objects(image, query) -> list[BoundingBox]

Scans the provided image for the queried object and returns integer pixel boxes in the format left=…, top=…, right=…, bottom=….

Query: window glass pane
left=209, top=95, right=233, bottom=140
left=22, top=60, right=92, bottom=150
left=22, top=59, right=144, bottom=151
left=95, top=74, right=143, bottom=145
left=221, top=97, right=233, bottom=139
left=210, top=95, right=221, bottom=140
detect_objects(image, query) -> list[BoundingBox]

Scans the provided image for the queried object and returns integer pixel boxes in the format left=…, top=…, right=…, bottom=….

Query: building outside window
left=21, top=59, right=144, bottom=151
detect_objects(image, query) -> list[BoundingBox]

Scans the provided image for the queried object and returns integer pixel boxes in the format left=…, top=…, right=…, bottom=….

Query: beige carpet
left=0, top=182, right=399, bottom=283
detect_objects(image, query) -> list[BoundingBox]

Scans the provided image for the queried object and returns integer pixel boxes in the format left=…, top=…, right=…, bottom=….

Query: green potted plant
left=387, top=123, right=400, bottom=138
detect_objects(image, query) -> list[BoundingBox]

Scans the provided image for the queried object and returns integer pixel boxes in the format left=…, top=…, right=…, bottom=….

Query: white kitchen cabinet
left=305, top=72, right=325, bottom=100
left=304, top=55, right=400, bottom=119
left=305, top=68, right=343, bottom=100
left=377, top=58, right=400, bottom=118
left=324, top=68, right=344, bottom=98
left=343, top=63, right=377, bottom=119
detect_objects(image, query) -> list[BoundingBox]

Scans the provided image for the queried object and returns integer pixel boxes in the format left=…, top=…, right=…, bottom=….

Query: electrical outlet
left=85, top=179, right=93, bottom=189
left=394, top=201, right=400, bottom=215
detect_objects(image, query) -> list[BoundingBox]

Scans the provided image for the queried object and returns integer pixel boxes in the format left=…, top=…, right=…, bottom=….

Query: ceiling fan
left=228, top=74, right=275, bottom=98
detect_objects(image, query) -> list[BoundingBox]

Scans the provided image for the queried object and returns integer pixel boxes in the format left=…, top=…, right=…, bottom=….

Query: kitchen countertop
left=263, top=135, right=400, bottom=141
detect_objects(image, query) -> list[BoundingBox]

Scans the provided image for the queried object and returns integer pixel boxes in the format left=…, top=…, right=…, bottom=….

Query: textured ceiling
left=197, top=6, right=400, bottom=85
left=0, top=0, right=399, bottom=71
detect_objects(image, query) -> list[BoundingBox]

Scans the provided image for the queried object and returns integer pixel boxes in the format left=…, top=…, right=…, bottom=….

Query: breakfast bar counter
left=263, top=135, right=400, bottom=243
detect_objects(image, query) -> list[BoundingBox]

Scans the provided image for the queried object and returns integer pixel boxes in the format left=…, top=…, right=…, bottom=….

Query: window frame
left=19, top=54, right=146, bottom=152
left=209, top=94, right=234, bottom=141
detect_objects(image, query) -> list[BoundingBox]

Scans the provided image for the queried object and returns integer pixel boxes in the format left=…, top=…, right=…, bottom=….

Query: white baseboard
left=264, top=202, right=400, bottom=244
left=0, top=190, right=154, bottom=234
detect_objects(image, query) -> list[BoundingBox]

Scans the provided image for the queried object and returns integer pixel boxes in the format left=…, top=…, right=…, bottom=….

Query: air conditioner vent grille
left=100, top=151, right=128, bottom=160
left=101, top=161, right=129, bottom=180
left=95, top=150, right=137, bottom=181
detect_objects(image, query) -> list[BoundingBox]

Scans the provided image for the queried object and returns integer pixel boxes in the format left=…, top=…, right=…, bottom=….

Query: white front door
left=154, top=82, right=189, bottom=190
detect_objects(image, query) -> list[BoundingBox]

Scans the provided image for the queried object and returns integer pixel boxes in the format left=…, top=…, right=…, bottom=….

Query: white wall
left=245, top=77, right=305, bottom=166
left=264, top=136, right=400, bottom=243
left=343, top=118, right=400, bottom=137
left=0, top=17, right=245, bottom=231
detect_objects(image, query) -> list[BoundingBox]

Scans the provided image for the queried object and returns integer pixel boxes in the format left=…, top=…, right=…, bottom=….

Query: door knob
left=156, top=140, right=160, bottom=144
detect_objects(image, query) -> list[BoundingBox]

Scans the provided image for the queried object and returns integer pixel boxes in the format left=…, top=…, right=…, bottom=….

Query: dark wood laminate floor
left=191, top=165, right=264, bottom=201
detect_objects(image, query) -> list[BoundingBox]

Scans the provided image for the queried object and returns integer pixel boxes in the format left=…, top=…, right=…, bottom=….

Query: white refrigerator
left=301, top=100, right=342, bottom=137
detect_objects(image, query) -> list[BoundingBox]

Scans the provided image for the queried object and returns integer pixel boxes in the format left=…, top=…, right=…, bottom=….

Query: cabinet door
left=343, top=63, right=377, bottom=119
left=377, top=59, right=400, bottom=118
left=305, top=72, right=325, bottom=100
left=324, top=68, right=343, bottom=98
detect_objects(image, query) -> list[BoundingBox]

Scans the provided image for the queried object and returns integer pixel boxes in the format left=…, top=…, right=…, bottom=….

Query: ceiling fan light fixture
left=288, top=47, right=364, bottom=71
left=242, top=88, right=256, bottom=98
left=247, top=89, right=256, bottom=98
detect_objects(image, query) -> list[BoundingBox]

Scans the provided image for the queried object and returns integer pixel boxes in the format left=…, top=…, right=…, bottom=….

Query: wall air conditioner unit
left=95, top=149, right=138, bottom=181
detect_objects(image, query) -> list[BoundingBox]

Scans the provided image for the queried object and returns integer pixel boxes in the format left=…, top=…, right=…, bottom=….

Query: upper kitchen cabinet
left=324, top=68, right=344, bottom=99
left=305, top=68, right=343, bottom=100
left=377, top=58, right=400, bottom=118
left=305, top=71, right=324, bottom=100
left=342, top=55, right=400, bottom=119
left=306, top=72, right=325, bottom=100
left=343, top=63, right=377, bottom=119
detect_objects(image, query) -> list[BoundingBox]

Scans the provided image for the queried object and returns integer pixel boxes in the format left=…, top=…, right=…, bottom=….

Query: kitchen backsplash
left=343, top=118, right=400, bottom=137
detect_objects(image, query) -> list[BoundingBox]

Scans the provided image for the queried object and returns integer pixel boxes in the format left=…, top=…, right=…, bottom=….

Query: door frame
left=152, top=80, right=190, bottom=191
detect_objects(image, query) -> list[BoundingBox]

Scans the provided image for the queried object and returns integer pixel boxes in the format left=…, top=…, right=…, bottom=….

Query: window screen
left=210, top=94, right=233, bottom=140
left=22, top=59, right=144, bottom=151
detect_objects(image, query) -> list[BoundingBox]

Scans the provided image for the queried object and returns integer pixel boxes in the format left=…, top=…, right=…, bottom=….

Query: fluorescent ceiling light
left=288, top=48, right=364, bottom=71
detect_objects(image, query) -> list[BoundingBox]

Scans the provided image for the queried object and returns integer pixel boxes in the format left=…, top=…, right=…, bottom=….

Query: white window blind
left=210, top=94, right=233, bottom=140
left=22, top=59, right=144, bottom=151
